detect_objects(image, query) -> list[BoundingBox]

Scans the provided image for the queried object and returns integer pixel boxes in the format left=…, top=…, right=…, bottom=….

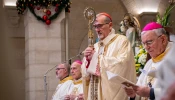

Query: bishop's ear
left=162, top=34, right=168, bottom=45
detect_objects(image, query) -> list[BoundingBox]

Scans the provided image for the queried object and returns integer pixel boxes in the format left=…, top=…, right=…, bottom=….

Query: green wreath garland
left=16, top=0, right=71, bottom=25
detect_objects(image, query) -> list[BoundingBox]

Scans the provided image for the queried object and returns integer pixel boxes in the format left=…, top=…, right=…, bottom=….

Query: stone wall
left=0, top=0, right=127, bottom=100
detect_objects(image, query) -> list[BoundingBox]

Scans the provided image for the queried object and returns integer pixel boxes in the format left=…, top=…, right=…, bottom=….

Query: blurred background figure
left=120, top=13, right=141, bottom=55
left=119, top=20, right=127, bottom=35
left=52, top=63, right=73, bottom=100
left=64, top=60, right=83, bottom=100
left=156, top=43, right=175, bottom=100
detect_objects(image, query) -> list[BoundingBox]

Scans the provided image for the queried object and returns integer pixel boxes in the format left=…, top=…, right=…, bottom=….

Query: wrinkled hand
left=69, top=94, right=77, bottom=100
left=64, top=95, right=70, bottom=100
left=77, top=94, right=84, bottom=100
left=123, top=84, right=151, bottom=98
left=84, top=46, right=94, bottom=60
left=132, top=85, right=150, bottom=97
left=123, top=86, right=136, bottom=98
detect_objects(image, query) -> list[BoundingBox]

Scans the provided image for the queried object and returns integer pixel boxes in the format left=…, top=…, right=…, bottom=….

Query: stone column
left=24, top=9, right=66, bottom=100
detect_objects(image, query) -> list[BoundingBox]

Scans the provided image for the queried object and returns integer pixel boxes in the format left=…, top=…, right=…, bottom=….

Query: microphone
left=44, top=51, right=84, bottom=75
left=79, top=51, right=84, bottom=56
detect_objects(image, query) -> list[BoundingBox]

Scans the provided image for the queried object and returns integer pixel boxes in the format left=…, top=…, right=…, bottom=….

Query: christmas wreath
left=16, top=0, right=71, bottom=25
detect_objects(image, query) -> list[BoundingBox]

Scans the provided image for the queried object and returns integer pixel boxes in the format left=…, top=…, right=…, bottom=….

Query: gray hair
left=141, top=28, right=167, bottom=36
left=62, top=63, right=70, bottom=73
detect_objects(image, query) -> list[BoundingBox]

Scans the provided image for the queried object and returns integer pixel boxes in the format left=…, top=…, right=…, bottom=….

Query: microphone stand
left=44, top=52, right=83, bottom=100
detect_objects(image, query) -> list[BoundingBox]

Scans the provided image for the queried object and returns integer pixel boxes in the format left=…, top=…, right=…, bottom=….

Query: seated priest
left=64, top=60, right=83, bottom=100
left=52, top=63, right=73, bottom=100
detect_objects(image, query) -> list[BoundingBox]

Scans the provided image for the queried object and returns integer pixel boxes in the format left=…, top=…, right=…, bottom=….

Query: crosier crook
left=84, top=7, right=98, bottom=100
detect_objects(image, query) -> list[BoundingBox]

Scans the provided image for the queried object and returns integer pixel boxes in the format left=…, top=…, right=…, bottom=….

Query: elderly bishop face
left=141, top=22, right=168, bottom=58
left=70, top=60, right=82, bottom=80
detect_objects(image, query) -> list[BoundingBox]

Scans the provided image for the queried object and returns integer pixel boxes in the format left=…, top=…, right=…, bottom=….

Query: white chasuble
left=157, top=42, right=175, bottom=100
left=68, top=78, right=83, bottom=100
left=135, top=42, right=173, bottom=100
left=82, top=29, right=136, bottom=100
left=52, top=76, right=73, bottom=100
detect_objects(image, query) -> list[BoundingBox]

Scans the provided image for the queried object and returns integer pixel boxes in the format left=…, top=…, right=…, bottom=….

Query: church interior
left=0, top=0, right=175, bottom=100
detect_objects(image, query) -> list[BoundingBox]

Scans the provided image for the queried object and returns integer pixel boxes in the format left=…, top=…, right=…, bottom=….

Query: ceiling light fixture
left=4, top=0, right=16, bottom=6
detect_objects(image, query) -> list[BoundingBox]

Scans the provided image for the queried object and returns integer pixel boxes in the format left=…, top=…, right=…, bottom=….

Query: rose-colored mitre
left=142, top=22, right=163, bottom=31
left=74, top=60, right=82, bottom=65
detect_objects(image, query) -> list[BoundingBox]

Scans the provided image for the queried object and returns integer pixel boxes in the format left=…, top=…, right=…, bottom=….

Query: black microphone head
left=79, top=51, right=84, bottom=55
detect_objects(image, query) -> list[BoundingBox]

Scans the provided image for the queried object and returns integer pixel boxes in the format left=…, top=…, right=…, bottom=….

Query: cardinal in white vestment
left=81, top=12, right=136, bottom=100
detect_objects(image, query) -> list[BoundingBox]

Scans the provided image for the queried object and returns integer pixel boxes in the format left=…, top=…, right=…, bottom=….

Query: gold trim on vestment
left=103, top=34, right=119, bottom=55
left=144, top=47, right=170, bottom=100
left=148, top=48, right=170, bottom=85
left=73, top=79, right=82, bottom=85
left=59, top=76, right=73, bottom=84
left=152, top=48, right=169, bottom=63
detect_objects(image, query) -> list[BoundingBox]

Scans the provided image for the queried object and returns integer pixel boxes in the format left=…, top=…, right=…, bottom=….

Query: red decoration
left=37, top=6, right=40, bottom=10
left=56, top=4, right=60, bottom=7
left=86, top=57, right=90, bottom=68
left=55, top=7, right=58, bottom=12
left=33, top=6, right=35, bottom=9
left=46, top=20, right=51, bottom=25
left=42, top=15, right=48, bottom=21
left=16, top=0, right=71, bottom=25
left=46, top=10, right=51, bottom=16
left=68, top=9, right=70, bottom=13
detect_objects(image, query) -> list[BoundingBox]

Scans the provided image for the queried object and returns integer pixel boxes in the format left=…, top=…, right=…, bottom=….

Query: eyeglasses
left=56, top=68, right=65, bottom=70
left=142, top=35, right=162, bottom=47
left=93, top=23, right=109, bottom=29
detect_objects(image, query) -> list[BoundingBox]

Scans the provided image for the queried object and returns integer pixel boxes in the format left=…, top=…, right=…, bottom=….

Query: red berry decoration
left=56, top=4, right=60, bottom=7
left=37, top=6, right=40, bottom=10
left=42, top=15, right=48, bottom=21
left=16, top=0, right=71, bottom=25
left=68, top=9, right=70, bottom=13
left=46, top=10, right=51, bottom=16
left=30, top=4, right=33, bottom=7
left=46, top=20, right=51, bottom=25
left=55, top=7, right=58, bottom=12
